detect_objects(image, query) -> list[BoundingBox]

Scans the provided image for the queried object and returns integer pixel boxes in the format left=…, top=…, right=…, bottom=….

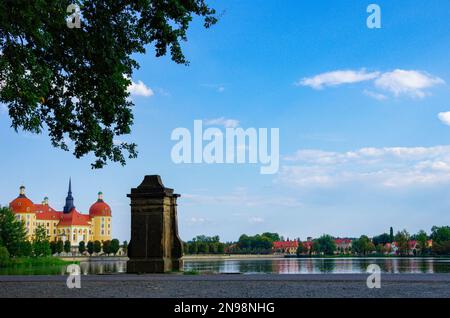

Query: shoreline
left=55, top=254, right=450, bottom=262
left=182, top=254, right=280, bottom=261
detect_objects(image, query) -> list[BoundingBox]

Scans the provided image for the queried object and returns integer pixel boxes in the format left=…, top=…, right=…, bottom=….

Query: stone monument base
left=127, top=258, right=183, bottom=274
left=127, top=175, right=184, bottom=274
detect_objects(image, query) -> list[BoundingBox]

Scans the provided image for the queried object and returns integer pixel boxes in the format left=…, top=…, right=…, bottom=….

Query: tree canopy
left=0, top=207, right=27, bottom=256
left=394, top=230, right=410, bottom=256
left=372, top=233, right=391, bottom=246
left=431, top=226, right=450, bottom=243
left=352, top=235, right=375, bottom=256
left=33, top=224, right=52, bottom=256
left=0, top=0, right=217, bottom=168
left=315, top=234, right=336, bottom=255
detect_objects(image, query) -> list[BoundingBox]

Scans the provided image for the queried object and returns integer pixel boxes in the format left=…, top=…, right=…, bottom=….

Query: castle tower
left=63, top=178, right=75, bottom=213
left=9, top=185, right=37, bottom=239
left=89, top=191, right=112, bottom=242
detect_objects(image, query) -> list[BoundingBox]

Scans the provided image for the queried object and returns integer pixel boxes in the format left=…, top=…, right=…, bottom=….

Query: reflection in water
left=1, top=258, right=450, bottom=275
left=79, top=260, right=127, bottom=275
left=184, top=258, right=450, bottom=274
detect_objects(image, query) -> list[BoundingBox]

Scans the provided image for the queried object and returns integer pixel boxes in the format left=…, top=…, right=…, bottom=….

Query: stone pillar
left=127, top=175, right=184, bottom=273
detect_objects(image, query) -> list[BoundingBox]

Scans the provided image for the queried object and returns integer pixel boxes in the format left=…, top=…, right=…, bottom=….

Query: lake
left=2, top=257, right=450, bottom=275
left=184, top=257, right=450, bottom=274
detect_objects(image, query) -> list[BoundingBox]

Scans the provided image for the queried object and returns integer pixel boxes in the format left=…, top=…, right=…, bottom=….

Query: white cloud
left=363, top=89, right=387, bottom=101
left=438, top=112, right=450, bottom=126
left=188, top=217, right=207, bottom=224
left=297, top=68, right=444, bottom=99
left=127, top=79, right=154, bottom=97
left=374, top=69, right=444, bottom=98
left=296, top=70, right=379, bottom=89
left=280, top=145, right=450, bottom=188
left=204, top=117, right=240, bottom=128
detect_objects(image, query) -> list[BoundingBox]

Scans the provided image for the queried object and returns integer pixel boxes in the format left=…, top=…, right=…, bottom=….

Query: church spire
left=63, top=178, right=75, bottom=213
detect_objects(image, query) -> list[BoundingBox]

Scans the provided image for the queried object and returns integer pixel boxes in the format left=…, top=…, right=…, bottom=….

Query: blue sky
left=1, top=0, right=450, bottom=242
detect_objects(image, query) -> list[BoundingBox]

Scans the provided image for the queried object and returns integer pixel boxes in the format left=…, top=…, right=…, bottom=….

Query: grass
left=5, top=256, right=77, bottom=266
left=0, top=257, right=77, bottom=275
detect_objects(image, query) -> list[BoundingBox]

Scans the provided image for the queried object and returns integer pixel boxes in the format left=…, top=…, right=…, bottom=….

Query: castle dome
left=89, top=192, right=111, bottom=217
left=9, top=186, right=35, bottom=213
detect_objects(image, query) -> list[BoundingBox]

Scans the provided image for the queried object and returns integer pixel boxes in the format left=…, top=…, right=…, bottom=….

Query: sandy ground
left=1, top=274, right=450, bottom=298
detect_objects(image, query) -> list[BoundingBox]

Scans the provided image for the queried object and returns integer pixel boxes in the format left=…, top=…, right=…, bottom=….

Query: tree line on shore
left=184, top=226, right=450, bottom=257
left=0, top=207, right=127, bottom=266
left=184, top=233, right=281, bottom=255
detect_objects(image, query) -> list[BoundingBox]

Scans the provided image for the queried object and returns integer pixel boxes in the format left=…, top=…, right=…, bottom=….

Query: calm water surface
left=184, top=258, right=450, bottom=274
left=2, top=258, right=450, bottom=275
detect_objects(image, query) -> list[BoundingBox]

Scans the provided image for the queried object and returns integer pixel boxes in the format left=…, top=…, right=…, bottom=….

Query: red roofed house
left=334, top=238, right=352, bottom=254
left=9, top=180, right=112, bottom=245
left=273, top=240, right=299, bottom=255
left=302, top=241, right=314, bottom=254
left=388, top=240, right=433, bottom=255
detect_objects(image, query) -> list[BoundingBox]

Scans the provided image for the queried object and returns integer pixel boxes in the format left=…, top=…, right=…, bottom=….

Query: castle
left=9, top=179, right=112, bottom=245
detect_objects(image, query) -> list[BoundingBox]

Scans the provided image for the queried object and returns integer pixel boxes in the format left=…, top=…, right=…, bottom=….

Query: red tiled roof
left=34, top=204, right=63, bottom=220
left=273, top=241, right=299, bottom=249
left=9, top=196, right=35, bottom=213
left=303, top=241, right=313, bottom=249
left=335, top=238, right=352, bottom=245
left=58, top=209, right=91, bottom=227
left=89, top=200, right=111, bottom=217
left=9, top=189, right=99, bottom=228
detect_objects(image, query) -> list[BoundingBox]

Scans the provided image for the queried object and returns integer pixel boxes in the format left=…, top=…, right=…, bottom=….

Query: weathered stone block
left=127, top=175, right=183, bottom=273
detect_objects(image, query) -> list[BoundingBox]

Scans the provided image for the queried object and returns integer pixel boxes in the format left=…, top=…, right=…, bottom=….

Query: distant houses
left=272, top=237, right=433, bottom=256
left=273, top=240, right=299, bottom=255
left=386, top=240, right=433, bottom=256
left=334, top=238, right=352, bottom=254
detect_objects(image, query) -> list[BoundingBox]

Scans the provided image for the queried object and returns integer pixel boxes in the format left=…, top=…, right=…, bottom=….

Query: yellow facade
left=14, top=212, right=36, bottom=240
left=10, top=185, right=112, bottom=245
left=91, top=216, right=112, bottom=242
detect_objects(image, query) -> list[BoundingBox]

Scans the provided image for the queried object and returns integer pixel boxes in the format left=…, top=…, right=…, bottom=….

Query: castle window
left=101, top=230, right=104, bottom=235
